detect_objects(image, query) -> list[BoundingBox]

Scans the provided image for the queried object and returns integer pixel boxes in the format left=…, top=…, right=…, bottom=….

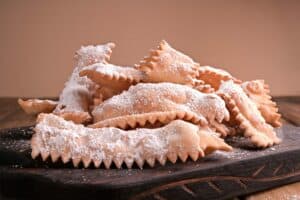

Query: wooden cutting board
left=0, top=97, right=300, bottom=200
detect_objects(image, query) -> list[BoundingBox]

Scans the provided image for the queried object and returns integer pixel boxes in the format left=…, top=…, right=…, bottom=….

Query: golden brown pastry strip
left=79, top=63, right=145, bottom=100
left=91, top=82, right=229, bottom=130
left=89, top=111, right=207, bottom=129
left=94, top=86, right=120, bottom=102
left=53, top=43, right=115, bottom=124
left=197, top=66, right=241, bottom=90
left=74, top=42, right=115, bottom=67
left=193, top=79, right=215, bottom=93
left=241, top=80, right=281, bottom=127
left=218, top=80, right=281, bottom=148
left=31, top=114, right=232, bottom=169
left=18, top=98, right=58, bottom=115
left=136, top=40, right=199, bottom=85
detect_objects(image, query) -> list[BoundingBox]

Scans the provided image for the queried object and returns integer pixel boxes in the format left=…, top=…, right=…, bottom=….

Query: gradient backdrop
left=0, top=0, right=299, bottom=97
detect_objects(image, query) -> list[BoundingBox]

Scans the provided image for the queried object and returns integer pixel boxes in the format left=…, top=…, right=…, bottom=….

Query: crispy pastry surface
left=32, top=114, right=232, bottom=169
left=18, top=40, right=283, bottom=170
left=241, top=80, right=281, bottom=127
left=18, top=98, right=57, bottom=115
left=74, top=42, right=115, bottom=67
left=91, top=82, right=229, bottom=131
left=136, top=40, right=199, bottom=85
left=197, top=66, right=241, bottom=90
left=218, top=80, right=281, bottom=148
left=79, top=63, right=145, bottom=100
left=53, top=43, right=115, bottom=124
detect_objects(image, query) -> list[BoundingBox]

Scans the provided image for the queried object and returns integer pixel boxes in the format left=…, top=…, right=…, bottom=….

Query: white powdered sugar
left=218, top=80, right=266, bottom=122
left=160, top=53, right=196, bottom=74
left=92, top=82, right=229, bottom=123
left=54, top=43, right=114, bottom=113
left=218, top=80, right=242, bottom=95
left=82, top=63, right=144, bottom=80
left=33, top=114, right=181, bottom=162
left=163, top=41, right=197, bottom=65
left=53, top=66, right=93, bottom=113
left=75, top=43, right=115, bottom=67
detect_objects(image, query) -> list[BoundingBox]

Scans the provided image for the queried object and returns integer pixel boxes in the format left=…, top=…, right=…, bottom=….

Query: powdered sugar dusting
left=54, top=43, right=114, bottom=114
left=82, top=63, right=144, bottom=80
left=218, top=80, right=243, bottom=95
left=75, top=43, right=115, bottom=67
left=241, top=80, right=265, bottom=94
left=138, top=41, right=199, bottom=85
left=163, top=41, right=198, bottom=65
left=160, top=53, right=197, bottom=76
left=53, top=66, right=94, bottom=113
left=92, top=82, right=229, bottom=123
left=218, top=80, right=265, bottom=122
left=33, top=114, right=193, bottom=163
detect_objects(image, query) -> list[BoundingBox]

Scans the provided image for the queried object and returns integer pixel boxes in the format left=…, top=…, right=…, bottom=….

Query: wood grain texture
left=246, top=182, right=300, bottom=200
left=246, top=98, right=300, bottom=200
left=274, top=96, right=300, bottom=126
left=0, top=97, right=299, bottom=200
left=0, top=97, right=56, bottom=129
left=1, top=125, right=300, bottom=200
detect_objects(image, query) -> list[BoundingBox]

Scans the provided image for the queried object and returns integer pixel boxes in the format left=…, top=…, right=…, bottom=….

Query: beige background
left=0, top=0, right=299, bottom=97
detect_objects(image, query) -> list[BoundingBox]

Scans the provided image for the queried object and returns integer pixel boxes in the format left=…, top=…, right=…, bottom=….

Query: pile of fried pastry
left=19, top=40, right=282, bottom=169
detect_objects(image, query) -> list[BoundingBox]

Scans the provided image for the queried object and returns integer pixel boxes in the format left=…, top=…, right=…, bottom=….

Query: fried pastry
left=136, top=40, right=199, bottom=85
left=74, top=42, right=115, bottom=67
left=53, top=42, right=115, bottom=124
left=241, top=80, right=281, bottom=127
left=31, top=114, right=232, bottom=169
left=91, top=82, right=229, bottom=131
left=18, top=98, right=58, bottom=115
left=197, top=66, right=241, bottom=90
left=218, top=80, right=281, bottom=148
left=18, top=40, right=282, bottom=170
left=194, top=81, right=215, bottom=93
left=79, top=63, right=145, bottom=100
left=95, top=86, right=120, bottom=101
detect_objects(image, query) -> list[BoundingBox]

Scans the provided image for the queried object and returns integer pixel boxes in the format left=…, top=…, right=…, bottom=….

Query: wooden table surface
left=0, top=97, right=300, bottom=200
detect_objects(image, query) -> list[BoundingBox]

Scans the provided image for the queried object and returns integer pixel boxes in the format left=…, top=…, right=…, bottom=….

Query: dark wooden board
left=1, top=125, right=300, bottom=200
left=0, top=97, right=57, bottom=130
left=274, top=96, right=300, bottom=126
left=1, top=97, right=300, bottom=200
